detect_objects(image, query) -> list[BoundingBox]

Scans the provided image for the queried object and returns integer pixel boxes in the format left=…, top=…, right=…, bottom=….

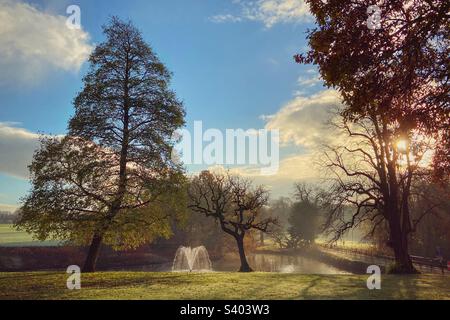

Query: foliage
left=294, top=1, right=448, bottom=272
left=168, top=208, right=236, bottom=257
left=295, top=0, right=449, bottom=180
left=17, top=136, right=187, bottom=250
left=17, top=17, right=186, bottom=270
left=288, top=200, right=319, bottom=245
left=409, top=181, right=450, bottom=258
left=266, top=197, right=292, bottom=229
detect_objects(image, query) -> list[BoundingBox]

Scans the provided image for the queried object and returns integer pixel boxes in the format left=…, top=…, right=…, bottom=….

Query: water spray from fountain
left=172, top=246, right=212, bottom=272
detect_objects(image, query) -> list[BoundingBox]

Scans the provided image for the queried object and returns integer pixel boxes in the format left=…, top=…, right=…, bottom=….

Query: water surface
left=214, top=253, right=349, bottom=274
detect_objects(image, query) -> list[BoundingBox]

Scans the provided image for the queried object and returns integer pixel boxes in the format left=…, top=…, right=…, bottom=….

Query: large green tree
left=17, top=18, right=185, bottom=272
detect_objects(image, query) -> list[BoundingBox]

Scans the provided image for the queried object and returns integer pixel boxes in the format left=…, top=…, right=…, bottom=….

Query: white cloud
left=264, top=89, right=344, bottom=148
left=0, top=0, right=93, bottom=86
left=209, top=14, right=242, bottom=23
left=202, top=152, right=323, bottom=198
left=194, top=90, right=345, bottom=197
left=0, top=123, right=40, bottom=179
left=294, top=69, right=323, bottom=95
left=230, top=153, right=322, bottom=181
left=260, top=90, right=344, bottom=194
left=297, top=75, right=321, bottom=87
left=210, top=0, right=311, bottom=28
left=257, top=153, right=324, bottom=197
left=203, top=87, right=341, bottom=194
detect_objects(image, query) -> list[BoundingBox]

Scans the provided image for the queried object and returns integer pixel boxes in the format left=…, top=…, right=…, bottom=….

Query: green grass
left=0, top=224, right=34, bottom=244
left=0, top=272, right=448, bottom=300
left=0, top=224, right=59, bottom=247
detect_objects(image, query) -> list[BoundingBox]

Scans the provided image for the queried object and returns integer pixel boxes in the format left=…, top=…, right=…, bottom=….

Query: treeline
left=165, top=182, right=325, bottom=257
left=174, top=178, right=450, bottom=262
left=0, top=211, right=18, bottom=224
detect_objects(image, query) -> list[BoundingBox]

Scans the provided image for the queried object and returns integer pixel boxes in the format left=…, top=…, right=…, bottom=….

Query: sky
left=0, top=0, right=343, bottom=211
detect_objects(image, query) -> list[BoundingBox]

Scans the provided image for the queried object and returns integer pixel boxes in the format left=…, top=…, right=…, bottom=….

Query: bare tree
left=321, top=112, right=437, bottom=273
left=294, top=183, right=320, bottom=204
left=188, top=171, right=277, bottom=272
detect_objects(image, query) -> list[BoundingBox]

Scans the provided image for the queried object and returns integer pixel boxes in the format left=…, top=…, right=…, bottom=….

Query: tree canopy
left=296, top=0, right=449, bottom=180
left=17, top=17, right=186, bottom=272
left=188, top=171, right=277, bottom=272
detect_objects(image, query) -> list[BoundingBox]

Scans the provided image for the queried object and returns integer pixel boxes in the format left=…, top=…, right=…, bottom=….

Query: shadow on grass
left=298, top=276, right=322, bottom=299
left=1, top=272, right=448, bottom=300
left=81, top=272, right=195, bottom=289
left=293, top=275, right=441, bottom=300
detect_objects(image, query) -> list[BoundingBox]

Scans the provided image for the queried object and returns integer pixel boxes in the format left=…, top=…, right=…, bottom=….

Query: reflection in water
left=215, top=253, right=348, bottom=274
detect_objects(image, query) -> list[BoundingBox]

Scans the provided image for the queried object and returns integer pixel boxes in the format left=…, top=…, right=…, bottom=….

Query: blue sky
left=0, top=0, right=338, bottom=211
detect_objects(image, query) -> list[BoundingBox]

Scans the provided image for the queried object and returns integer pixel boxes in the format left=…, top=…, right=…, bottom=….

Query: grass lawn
left=0, top=272, right=448, bottom=300
left=0, top=224, right=59, bottom=247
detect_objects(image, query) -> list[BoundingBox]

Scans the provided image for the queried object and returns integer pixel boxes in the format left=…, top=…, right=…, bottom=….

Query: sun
left=396, top=139, right=408, bottom=153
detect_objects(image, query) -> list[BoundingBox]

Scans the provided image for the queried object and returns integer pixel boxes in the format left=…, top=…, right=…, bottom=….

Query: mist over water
left=144, top=251, right=348, bottom=274
left=169, top=247, right=349, bottom=274
left=214, top=253, right=348, bottom=274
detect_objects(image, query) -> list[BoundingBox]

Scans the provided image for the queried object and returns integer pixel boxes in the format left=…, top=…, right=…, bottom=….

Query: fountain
left=172, top=246, right=213, bottom=272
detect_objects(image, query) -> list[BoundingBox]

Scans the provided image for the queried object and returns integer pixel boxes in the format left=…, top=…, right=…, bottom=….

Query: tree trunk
left=82, top=233, right=103, bottom=273
left=236, top=236, right=253, bottom=272
left=391, top=239, right=416, bottom=274
left=388, top=215, right=417, bottom=274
